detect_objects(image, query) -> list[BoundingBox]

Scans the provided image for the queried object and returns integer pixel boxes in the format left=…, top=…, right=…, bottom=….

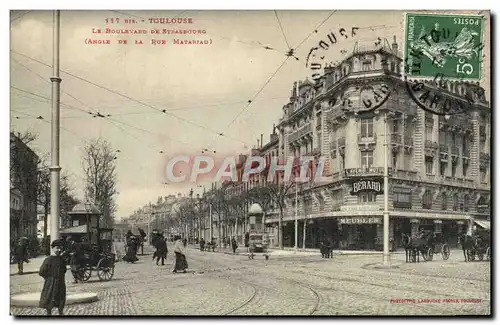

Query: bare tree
left=268, top=181, right=295, bottom=249
left=81, top=138, right=118, bottom=228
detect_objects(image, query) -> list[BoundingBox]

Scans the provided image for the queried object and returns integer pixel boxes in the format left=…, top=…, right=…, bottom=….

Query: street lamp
left=382, top=111, right=390, bottom=266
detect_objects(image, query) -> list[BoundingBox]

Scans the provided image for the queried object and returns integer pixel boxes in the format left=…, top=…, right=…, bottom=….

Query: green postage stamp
left=404, top=13, right=484, bottom=79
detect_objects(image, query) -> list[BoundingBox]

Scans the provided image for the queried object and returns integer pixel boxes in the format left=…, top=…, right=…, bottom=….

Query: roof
left=69, top=203, right=101, bottom=215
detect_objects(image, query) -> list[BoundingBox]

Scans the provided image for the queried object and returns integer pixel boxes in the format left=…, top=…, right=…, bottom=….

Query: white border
left=4, top=1, right=497, bottom=324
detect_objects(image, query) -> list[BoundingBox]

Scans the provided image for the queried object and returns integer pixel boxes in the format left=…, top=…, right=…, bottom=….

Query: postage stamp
left=404, top=13, right=484, bottom=79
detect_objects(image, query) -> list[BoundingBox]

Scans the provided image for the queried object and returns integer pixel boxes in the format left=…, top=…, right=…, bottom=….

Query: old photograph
left=9, top=8, right=491, bottom=316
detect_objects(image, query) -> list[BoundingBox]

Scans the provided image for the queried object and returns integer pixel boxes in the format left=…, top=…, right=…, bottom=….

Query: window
left=425, top=157, right=433, bottom=174
left=340, top=156, right=345, bottom=170
left=393, top=120, right=399, bottom=133
left=441, top=193, right=447, bottom=210
left=463, top=162, right=469, bottom=177
left=358, top=192, right=377, bottom=203
left=393, top=191, right=412, bottom=208
left=422, top=190, right=433, bottom=209
left=361, top=151, right=374, bottom=168
left=360, top=118, right=374, bottom=138
left=392, top=152, right=398, bottom=169
left=439, top=132, right=446, bottom=144
left=451, top=161, right=458, bottom=177
left=425, top=124, right=433, bottom=141
left=362, top=62, right=371, bottom=71
left=480, top=170, right=487, bottom=183
left=440, top=162, right=447, bottom=176
left=452, top=194, right=459, bottom=211
left=462, top=136, right=467, bottom=152
left=463, top=195, right=469, bottom=212
left=451, top=133, right=457, bottom=145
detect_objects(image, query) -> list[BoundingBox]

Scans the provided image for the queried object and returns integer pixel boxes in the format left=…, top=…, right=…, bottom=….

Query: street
left=10, top=248, right=490, bottom=316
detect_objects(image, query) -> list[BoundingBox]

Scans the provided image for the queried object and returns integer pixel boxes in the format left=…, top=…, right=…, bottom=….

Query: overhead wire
left=11, top=50, right=249, bottom=146
left=274, top=10, right=291, bottom=50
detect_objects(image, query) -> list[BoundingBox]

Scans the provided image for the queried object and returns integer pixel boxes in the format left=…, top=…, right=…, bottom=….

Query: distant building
left=10, top=132, right=39, bottom=239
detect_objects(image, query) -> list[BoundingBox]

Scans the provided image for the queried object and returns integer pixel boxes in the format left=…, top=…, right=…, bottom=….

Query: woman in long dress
left=39, top=239, right=67, bottom=316
left=172, top=236, right=187, bottom=273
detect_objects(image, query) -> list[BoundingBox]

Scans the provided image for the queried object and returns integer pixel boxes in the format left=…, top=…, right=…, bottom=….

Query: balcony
left=344, top=167, right=385, bottom=178
left=462, top=149, right=470, bottom=158
left=288, top=123, right=312, bottom=143
left=357, top=133, right=377, bottom=145
left=479, top=126, right=486, bottom=136
left=330, top=141, right=337, bottom=151
left=392, top=170, right=418, bottom=181
left=480, top=153, right=490, bottom=161
left=450, top=145, right=459, bottom=156
left=439, top=144, right=449, bottom=153
left=390, top=134, right=402, bottom=145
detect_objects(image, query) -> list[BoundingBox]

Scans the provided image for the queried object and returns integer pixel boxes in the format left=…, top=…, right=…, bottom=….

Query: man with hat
left=39, top=239, right=67, bottom=316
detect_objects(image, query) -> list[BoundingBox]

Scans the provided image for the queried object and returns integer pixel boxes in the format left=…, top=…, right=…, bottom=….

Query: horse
left=319, top=238, right=334, bottom=258
left=401, top=230, right=436, bottom=263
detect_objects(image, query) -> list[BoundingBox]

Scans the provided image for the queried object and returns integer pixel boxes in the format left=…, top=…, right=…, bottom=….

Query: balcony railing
left=357, top=133, right=377, bottom=144
left=288, top=123, right=312, bottom=143
left=392, top=170, right=418, bottom=181
left=391, top=134, right=402, bottom=144
left=450, top=145, right=459, bottom=156
left=480, top=153, right=490, bottom=161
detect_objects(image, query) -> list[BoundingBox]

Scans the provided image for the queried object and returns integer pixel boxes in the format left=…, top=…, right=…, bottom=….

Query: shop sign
left=344, top=167, right=385, bottom=177
left=350, top=178, right=383, bottom=195
left=340, top=205, right=381, bottom=212
left=339, top=217, right=382, bottom=224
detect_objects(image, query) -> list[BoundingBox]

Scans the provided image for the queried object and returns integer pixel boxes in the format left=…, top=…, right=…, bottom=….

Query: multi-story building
left=266, top=38, right=490, bottom=250
left=10, top=132, right=39, bottom=239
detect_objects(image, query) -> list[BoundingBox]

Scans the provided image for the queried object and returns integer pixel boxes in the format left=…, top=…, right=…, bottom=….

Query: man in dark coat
left=15, top=238, right=29, bottom=275
left=68, top=238, right=84, bottom=283
left=39, top=239, right=67, bottom=316
left=231, top=237, right=238, bottom=254
left=154, top=234, right=168, bottom=266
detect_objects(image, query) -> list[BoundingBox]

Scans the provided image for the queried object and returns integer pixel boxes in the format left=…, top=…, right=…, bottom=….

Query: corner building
left=266, top=38, right=491, bottom=250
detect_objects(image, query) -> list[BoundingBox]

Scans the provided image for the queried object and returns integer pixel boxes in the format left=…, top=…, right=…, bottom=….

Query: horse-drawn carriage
left=60, top=203, right=116, bottom=282
left=402, top=229, right=450, bottom=263
left=460, top=228, right=491, bottom=262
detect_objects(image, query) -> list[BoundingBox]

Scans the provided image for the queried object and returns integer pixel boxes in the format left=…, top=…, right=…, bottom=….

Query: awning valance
left=474, top=220, right=490, bottom=230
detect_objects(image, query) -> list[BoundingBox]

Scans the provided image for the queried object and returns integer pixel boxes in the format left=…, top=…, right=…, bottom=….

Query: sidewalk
left=10, top=256, right=50, bottom=276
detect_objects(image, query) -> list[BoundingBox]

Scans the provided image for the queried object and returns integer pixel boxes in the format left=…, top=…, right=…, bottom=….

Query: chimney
left=257, top=139, right=260, bottom=148
left=291, top=82, right=297, bottom=98
left=260, top=134, right=263, bottom=148
left=392, top=35, right=398, bottom=53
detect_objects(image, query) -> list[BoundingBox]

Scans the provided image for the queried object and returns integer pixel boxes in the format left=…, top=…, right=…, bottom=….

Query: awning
left=474, top=220, right=490, bottom=230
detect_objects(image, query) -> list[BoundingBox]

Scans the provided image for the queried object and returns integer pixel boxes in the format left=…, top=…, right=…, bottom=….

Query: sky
left=9, top=9, right=490, bottom=220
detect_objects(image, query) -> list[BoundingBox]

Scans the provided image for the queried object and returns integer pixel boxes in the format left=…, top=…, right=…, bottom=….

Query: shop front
left=337, top=216, right=381, bottom=250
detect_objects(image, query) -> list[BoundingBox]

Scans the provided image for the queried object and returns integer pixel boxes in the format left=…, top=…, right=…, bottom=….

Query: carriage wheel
left=79, top=265, right=92, bottom=282
left=97, top=258, right=114, bottom=281
left=486, top=247, right=491, bottom=261
left=427, top=248, right=434, bottom=261
left=441, top=244, right=450, bottom=260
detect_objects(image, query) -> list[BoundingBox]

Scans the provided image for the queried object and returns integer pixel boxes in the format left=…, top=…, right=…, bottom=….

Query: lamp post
left=49, top=10, right=62, bottom=242
left=383, top=111, right=390, bottom=266
left=294, top=179, right=298, bottom=253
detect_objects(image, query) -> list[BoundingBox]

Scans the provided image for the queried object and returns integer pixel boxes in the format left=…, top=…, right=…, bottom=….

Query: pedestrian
left=69, top=238, right=84, bottom=283
left=231, top=237, right=238, bottom=254
left=173, top=236, right=186, bottom=273
left=39, top=239, right=67, bottom=316
left=15, top=238, right=29, bottom=275
left=155, top=235, right=168, bottom=266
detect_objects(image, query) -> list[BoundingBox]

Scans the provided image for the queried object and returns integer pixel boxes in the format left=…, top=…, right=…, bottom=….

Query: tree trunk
left=278, top=208, right=283, bottom=249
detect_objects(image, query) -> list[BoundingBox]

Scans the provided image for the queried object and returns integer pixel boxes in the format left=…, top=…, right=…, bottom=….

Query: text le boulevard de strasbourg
left=85, top=16, right=212, bottom=46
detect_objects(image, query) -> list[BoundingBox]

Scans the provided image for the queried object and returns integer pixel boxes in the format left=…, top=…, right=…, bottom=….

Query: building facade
left=10, top=132, right=39, bottom=239
left=265, top=38, right=490, bottom=250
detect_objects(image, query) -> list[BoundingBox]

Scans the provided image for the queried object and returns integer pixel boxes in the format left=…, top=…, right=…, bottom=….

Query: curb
left=11, top=292, right=99, bottom=308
